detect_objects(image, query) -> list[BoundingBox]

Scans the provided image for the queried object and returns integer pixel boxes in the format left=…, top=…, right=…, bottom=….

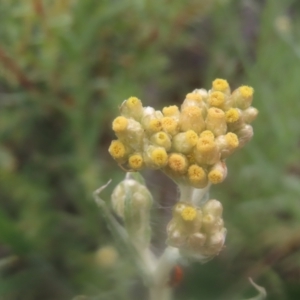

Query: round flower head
left=109, top=78, right=257, bottom=264
left=110, top=78, right=257, bottom=193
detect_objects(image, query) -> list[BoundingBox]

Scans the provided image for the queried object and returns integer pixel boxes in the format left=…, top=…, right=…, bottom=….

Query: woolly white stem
left=93, top=181, right=153, bottom=282
left=178, top=184, right=194, bottom=202
left=178, top=183, right=212, bottom=206
left=148, top=247, right=181, bottom=300
left=191, top=183, right=211, bottom=206
left=95, top=181, right=182, bottom=300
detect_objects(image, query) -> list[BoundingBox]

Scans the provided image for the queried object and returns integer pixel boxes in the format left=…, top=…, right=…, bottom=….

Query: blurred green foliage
left=0, top=0, right=300, bottom=299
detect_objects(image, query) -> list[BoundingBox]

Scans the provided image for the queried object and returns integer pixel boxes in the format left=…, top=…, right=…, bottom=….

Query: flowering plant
left=94, top=79, right=265, bottom=300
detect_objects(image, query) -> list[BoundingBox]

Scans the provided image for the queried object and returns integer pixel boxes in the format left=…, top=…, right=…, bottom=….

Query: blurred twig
left=0, top=46, right=38, bottom=93
left=223, top=235, right=300, bottom=299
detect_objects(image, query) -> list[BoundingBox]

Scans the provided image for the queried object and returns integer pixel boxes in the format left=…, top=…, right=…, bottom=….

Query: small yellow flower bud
left=128, top=153, right=144, bottom=170
left=188, top=232, right=207, bottom=251
left=202, top=214, right=217, bottom=232
left=212, top=78, right=230, bottom=94
left=242, top=107, right=259, bottom=123
left=142, top=106, right=155, bottom=117
left=208, top=171, right=223, bottom=184
left=205, top=108, right=227, bottom=136
left=194, top=136, right=220, bottom=165
left=144, top=146, right=168, bottom=169
left=240, top=85, right=254, bottom=99
left=161, top=117, right=179, bottom=136
left=111, top=177, right=153, bottom=218
left=215, top=132, right=239, bottom=159
left=202, top=213, right=224, bottom=235
left=167, top=225, right=185, bottom=248
left=111, top=176, right=153, bottom=248
left=195, top=88, right=209, bottom=101
left=180, top=106, right=205, bottom=133
left=127, top=97, right=142, bottom=109
left=196, top=135, right=215, bottom=153
left=185, top=130, right=199, bottom=146
left=166, top=198, right=226, bottom=261
left=167, top=153, right=189, bottom=175
left=204, top=229, right=226, bottom=256
left=186, top=93, right=202, bottom=102
left=150, top=131, right=171, bottom=151
left=226, top=108, right=245, bottom=131
left=141, top=109, right=163, bottom=135
left=120, top=96, right=143, bottom=120
left=225, top=108, right=240, bottom=123
left=172, top=130, right=198, bottom=154
left=187, top=164, right=208, bottom=188
left=169, top=231, right=185, bottom=247
left=162, top=105, right=180, bottom=119
left=112, top=116, right=128, bottom=133
left=181, top=92, right=206, bottom=110
left=200, top=130, right=215, bottom=139
left=95, top=246, right=119, bottom=269
left=225, top=132, right=239, bottom=148
left=208, top=91, right=225, bottom=108
left=202, top=199, right=223, bottom=218
left=148, top=119, right=162, bottom=134
left=173, top=202, right=188, bottom=217
left=208, top=161, right=227, bottom=184
left=108, top=140, right=128, bottom=163
left=113, top=118, right=144, bottom=151
left=181, top=206, right=197, bottom=221
left=236, top=124, right=254, bottom=149
left=170, top=202, right=202, bottom=232
left=231, top=86, right=254, bottom=109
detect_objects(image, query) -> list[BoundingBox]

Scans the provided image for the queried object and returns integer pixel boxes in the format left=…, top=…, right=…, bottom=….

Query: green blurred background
left=1, top=0, right=300, bottom=299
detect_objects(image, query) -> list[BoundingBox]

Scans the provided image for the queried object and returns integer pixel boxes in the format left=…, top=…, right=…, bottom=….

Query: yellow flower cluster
left=167, top=200, right=226, bottom=260
left=109, top=79, right=258, bottom=188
